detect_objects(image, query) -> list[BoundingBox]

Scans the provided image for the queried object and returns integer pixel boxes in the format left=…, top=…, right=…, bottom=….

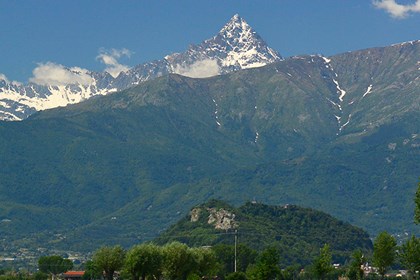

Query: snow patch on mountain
left=326, top=97, right=342, bottom=112
left=333, top=79, right=347, bottom=102
left=362, top=85, right=373, bottom=98
left=339, top=114, right=352, bottom=132
left=321, top=56, right=351, bottom=134
left=391, top=40, right=420, bottom=47
left=212, top=98, right=221, bottom=126
left=321, top=56, right=331, bottom=64
left=0, top=78, right=117, bottom=120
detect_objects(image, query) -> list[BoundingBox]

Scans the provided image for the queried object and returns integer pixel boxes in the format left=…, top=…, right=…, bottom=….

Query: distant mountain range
left=0, top=14, right=281, bottom=121
left=0, top=15, right=419, bottom=254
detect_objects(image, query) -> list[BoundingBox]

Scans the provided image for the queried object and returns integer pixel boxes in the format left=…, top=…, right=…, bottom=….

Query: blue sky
left=1, top=0, right=420, bottom=83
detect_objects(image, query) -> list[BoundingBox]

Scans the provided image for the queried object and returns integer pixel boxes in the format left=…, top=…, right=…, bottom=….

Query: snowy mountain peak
left=126, top=15, right=283, bottom=81
left=219, top=14, right=253, bottom=39
left=204, top=14, right=282, bottom=70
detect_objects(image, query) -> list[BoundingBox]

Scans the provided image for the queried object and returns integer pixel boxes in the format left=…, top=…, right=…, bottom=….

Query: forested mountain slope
left=0, top=41, right=419, bottom=252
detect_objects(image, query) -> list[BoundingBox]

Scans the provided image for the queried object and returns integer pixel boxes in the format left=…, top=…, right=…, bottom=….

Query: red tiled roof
left=63, top=271, right=85, bottom=277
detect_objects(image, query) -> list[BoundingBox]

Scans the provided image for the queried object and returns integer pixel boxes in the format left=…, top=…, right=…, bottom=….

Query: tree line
left=0, top=232, right=416, bottom=280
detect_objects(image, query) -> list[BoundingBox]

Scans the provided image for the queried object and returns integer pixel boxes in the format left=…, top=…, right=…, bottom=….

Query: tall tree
left=246, top=246, right=281, bottom=280
left=311, top=244, right=333, bottom=280
left=38, top=255, right=73, bottom=280
left=372, top=232, right=397, bottom=279
left=82, top=260, right=102, bottom=280
left=162, top=242, right=195, bottom=280
left=124, top=243, right=163, bottom=280
left=415, top=181, right=420, bottom=224
left=347, top=250, right=366, bottom=280
left=399, top=235, right=420, bottom=280
left=92, top=245, right=125, bottom=280
left=190, top=247, right=219, bottom=278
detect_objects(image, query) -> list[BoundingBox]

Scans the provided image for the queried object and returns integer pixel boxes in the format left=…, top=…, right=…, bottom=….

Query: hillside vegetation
left=156, top=200, right=373, bottom=266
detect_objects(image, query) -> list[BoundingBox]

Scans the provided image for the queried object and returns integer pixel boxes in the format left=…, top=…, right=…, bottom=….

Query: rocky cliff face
left=190, top=207, right=238, bottom=230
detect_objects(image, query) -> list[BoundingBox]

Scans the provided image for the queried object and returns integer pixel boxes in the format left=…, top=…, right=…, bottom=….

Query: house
left=62, top=271, right=85, bottom=280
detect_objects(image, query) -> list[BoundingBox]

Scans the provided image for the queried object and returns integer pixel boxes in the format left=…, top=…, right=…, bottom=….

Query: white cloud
left=96, top=48, right=132, bottom=78
left=11, top=80, right=22, bottom=86
left=373, top=0, right=420, bottom=18
left=0, top=73, right=9, bottom=83
left=173, top=59, right=220, bottom=78
left=29, top=62, right=93, bottom=86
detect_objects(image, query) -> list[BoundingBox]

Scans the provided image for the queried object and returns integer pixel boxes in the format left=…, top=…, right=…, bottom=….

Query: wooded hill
left=155, top=200, right=373, bottom=265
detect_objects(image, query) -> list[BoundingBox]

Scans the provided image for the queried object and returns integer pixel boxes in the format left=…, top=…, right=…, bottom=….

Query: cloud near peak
left=0, top=73, right=22, bottom=86
left=4, top=47, right=133, bottom=86
left=96, top=48, right=133, bottom=78
left=173, top=59, right=220, bottom=78
left=373, top=0, right=420, bottom=18
left=29, top=62, right=93, bottom=86
left=0, top=73, right=9, bottom=83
